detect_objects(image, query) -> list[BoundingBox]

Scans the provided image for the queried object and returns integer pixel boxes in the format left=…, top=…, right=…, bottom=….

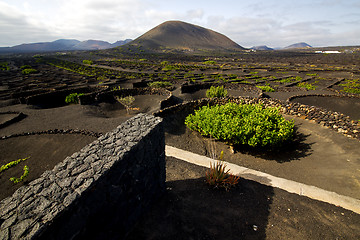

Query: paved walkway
left=165, top=145, right=360, bottom=214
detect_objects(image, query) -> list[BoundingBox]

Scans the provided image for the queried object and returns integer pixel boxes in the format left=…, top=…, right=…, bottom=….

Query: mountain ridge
left=284, top=42, right=312, bottom=49
left=0, top=39, right=132, bottom=53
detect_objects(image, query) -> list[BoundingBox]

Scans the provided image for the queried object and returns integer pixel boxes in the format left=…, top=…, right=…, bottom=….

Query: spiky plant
left=205, top=151, right=240, bottom=191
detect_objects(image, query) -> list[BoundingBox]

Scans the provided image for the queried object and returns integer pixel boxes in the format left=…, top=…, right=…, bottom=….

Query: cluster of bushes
left=21, top=65, right=38, bottom=75
left=148, top=81, right=173, bottom=89
left=185, top=102, right=294, bottom=148
left=339, top=79, right=360, bottom=94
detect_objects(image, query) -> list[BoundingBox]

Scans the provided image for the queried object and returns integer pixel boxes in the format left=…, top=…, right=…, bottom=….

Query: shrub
left=0, top=157, right=29, bottom=173
left=82, top=60, right=93, bottom=65
left=148, top=81, right=172, bottom=88
left=341, top=87, right=360, bottom=94
left=205, top=151, right=239, bottom=191
left=297, top=82, right=317, bottom=90
left=10, top=165, right=29, bottom=184
left=256, top=85, right=275, bottom=92
left=185, top=102, right=294, bottom=148
left=21, top=68, right=38, bottom=74
left=20, top=65, right=32, bottom=69
left=65, top=93, right=85, bottom=104
left=0, top=62, right=9, bottom=71
left=206, top=86, right=228, bottom=98
left=162, top=65, right=178, bottom=71
left=203, top=60, right=217, bottom=65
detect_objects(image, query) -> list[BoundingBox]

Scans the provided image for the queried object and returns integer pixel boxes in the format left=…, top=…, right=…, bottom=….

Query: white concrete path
left=165, top=145, right=360, bottom=214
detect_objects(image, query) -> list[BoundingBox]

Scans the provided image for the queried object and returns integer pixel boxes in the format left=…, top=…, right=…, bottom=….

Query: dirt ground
left=126, top=157, right=360, bottom=240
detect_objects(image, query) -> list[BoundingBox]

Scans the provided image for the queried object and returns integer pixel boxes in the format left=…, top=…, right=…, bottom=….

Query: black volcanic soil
left=0, top=51, right=360, bottom=239
left=126, top=157, right=360, bottom=240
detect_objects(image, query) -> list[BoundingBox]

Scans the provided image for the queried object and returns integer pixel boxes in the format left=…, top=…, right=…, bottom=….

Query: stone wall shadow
left=126, top=177, right=274, bottom=240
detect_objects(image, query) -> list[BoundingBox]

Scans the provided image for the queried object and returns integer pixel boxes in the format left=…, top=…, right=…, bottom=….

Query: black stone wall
left=0, top=114, right=165, bottom=240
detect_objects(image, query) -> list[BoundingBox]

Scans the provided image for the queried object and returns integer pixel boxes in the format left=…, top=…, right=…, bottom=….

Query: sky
left=1, top=0, right=359, bottom=48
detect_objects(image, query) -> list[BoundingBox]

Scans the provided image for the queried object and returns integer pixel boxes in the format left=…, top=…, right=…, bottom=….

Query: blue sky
left=0, top=0, right=359, bottom=48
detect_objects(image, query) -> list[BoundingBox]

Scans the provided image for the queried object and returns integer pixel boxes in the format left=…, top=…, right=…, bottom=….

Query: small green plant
left=65, top=93, right=85, bottom=104
left=148, top=81, right=172, bottom=88
left=21, top=68, right=38, bottom=74
left=203, top=60, right=217, bottom=65
left=162, top=65, right=178, bottom=71
left=97, top=75, right=107, bottom=81
left=341, top=87, right=360, bottom=94
left=0, top=62, right=10, bottom=71
left=306, top=73, right=318, bottom=76
left=116, top=95, right=135, bottom=114
left=205, top=151, right=240, bottom=191
left=206, top=86, right=228, bottom=98
left=82, top=60, right=93, bottom=65
left=0, top=157, right=29, bottom=173
left=112, top=86, right=122, bottom=91
left=256, top=85, right=275, bottom=92
left=20, top=65, right=32, bottom=69
left=10, top=165, right=29, bottom=184
left=297, top=82, right=317, bottom=90
left=339, top=79, right=360, bottom=94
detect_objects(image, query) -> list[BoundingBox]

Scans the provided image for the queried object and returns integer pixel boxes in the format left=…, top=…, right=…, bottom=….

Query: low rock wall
left=0, top=113, right=165, bottom=240
left=155, top=96, right=360, bottom=140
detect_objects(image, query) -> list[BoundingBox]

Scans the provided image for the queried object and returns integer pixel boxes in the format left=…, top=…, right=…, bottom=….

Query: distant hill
left=251, top=45, right=274, bottom=51
left=284, top=42, right=312, bottom=49
left=0, top=39, right=132, bottom=53
left=127, top=20, right=244, bottom=52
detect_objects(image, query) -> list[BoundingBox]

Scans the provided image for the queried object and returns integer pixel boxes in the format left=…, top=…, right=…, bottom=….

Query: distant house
left=315, top=50, right=341, bottom=54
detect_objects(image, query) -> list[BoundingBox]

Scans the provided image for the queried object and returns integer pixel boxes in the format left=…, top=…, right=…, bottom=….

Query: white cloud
left=0, top=2, right=56, bottom=46
left=0, top=0, right=359, bottom=48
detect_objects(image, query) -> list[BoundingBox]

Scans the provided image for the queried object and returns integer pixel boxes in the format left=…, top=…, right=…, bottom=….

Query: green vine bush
left=0, top=62, right=10, bottom=71
left=256, top=85, right=275, bottom=92
left=185, top=102, right=294, bottom=148
left=10, top=165, right=29, bottom=184
left=0, top=157, right=29, bottom=173
left=82, top=59, right=93, bottom=65
left=116, top=95, right=135, bottom=114
left=0, top=157, right=30, bottom=184
left=21, top=68, right=38, bottom=75
left=297, top=82, right=317, bottom=90
left=206, top=86, right=228, bottom=98
left=65, top=93, right=85, bottom=104
left=148, top=81, right=172, bottom=88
